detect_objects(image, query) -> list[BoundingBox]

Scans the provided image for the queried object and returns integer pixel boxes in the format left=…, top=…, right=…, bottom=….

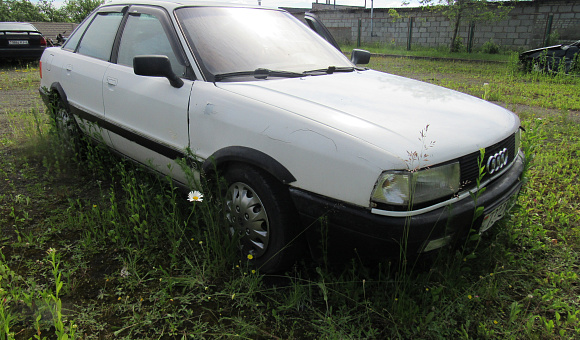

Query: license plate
left=8, top=40, right=29, bottom=45
left=480, top=192, right=518, bottom=234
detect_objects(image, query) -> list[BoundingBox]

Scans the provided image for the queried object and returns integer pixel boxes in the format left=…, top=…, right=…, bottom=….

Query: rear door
left=57, top=6, right=126, bottom=144
left=103, top=6, right=194, bottom=183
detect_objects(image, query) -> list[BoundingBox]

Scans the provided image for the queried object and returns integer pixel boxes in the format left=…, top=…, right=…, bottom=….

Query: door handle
left=106, top=77, right=118, bottom=86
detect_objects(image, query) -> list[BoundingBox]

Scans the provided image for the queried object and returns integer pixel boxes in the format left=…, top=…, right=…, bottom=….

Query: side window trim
left=109, top=9, right=130, bottom=63
left=304, top=13, right=341, bottom=52
left=62, top=15, right=91, bottom=52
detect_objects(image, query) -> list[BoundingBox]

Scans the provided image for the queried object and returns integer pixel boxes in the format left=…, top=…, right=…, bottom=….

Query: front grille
left=458, top=133, right=516, bottom=191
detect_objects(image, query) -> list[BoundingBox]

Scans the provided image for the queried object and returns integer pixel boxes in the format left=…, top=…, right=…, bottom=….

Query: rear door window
left=77, top=12, right=124, bottom=61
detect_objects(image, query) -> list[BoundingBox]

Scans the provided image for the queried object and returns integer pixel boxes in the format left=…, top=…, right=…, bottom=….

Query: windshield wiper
left=303, top=66, right=355, bottom=75
left=214, top=68, right=304, bottom=81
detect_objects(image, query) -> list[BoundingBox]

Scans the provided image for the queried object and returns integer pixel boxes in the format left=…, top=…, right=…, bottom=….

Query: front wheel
left=224, top=164, right=302, bottom=273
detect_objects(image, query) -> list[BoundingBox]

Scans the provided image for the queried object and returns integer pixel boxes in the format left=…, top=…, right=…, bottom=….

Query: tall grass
left=342, top=43, right=513, bottom=62
left=1, top=59, right=580, bottom=338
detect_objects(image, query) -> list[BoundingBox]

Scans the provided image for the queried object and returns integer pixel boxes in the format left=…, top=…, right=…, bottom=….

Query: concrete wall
left=308, top=0, right=580, bottom=50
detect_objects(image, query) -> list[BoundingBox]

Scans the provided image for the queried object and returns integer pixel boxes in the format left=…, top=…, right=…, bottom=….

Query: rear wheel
left=52, top=99, right=82, bottom=152
left=532, top=60, right=546, bottom=73
left=224, top=164, right=301, bottom=273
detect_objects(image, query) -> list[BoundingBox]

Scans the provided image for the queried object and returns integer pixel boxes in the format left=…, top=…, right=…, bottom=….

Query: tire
left=531, top=60, right=545, bottom=73
left=223, top=164, right=302, bottom=273
left=521, top=59, right=533, bottom=73
left=52, top=99, right=83, bottom=152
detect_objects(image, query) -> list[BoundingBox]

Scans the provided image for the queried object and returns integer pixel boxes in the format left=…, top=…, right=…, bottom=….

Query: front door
left=103, top=7, right=193, bottom=184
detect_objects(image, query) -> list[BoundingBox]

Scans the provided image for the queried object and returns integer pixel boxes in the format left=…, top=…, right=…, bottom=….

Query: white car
left=39, top=0, right=524, bottom=272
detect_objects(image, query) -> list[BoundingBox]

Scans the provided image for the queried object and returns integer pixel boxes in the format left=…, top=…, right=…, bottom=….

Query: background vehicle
left=520, top=40, right=580, bottom=74
left=39, top=0, right=524, bottom=273
left=48, top=32, right=68, bottom=47
left=0, top=22, right=47, bottom=60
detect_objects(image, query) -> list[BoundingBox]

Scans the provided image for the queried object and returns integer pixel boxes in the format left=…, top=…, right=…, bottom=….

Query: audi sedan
left=0, top=22, right=47, bottom=60
left=39, top=0, right=524, bottom=272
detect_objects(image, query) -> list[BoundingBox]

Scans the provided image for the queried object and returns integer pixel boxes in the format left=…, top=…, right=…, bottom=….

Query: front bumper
left=290, top=151, right=524, bottom=258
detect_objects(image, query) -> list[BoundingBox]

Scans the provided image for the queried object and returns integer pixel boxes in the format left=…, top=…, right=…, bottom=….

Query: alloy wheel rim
left=225, top=182, right=269, bottom=258
left=57, top=107, right=76, bottom=142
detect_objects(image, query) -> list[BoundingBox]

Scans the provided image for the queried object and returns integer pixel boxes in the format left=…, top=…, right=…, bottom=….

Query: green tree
left=0, top=0, right=45, bottom=21
left=0, top=1, right=8, bottom=21
left=63, top=0, right=103, bottom=23
left=36, top=0, right=70, bottom=22
left=0, top=0, right=71, bottom=22
left=417, top=0, right=514, bottom=52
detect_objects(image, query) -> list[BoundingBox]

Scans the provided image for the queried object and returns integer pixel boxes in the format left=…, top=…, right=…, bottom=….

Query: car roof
left=104, top=0, right=275, bottom=11
left=0, top=22, right=39, bottom=32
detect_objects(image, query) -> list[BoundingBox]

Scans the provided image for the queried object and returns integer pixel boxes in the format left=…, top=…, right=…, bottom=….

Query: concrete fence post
left=544, top=14, right=554, bottom=46
left=407, top=17, right=414, bottom=51
left=357, top=18, right=362, bottom=47
left=467, top=22, right=475, bottom=53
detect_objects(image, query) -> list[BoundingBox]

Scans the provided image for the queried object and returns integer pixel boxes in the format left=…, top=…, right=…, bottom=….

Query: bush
left=451, top=36, right=464, bottom=52
left=481, top=39, right=500, bottom=54
left=545, top=30, right=560, bottom=46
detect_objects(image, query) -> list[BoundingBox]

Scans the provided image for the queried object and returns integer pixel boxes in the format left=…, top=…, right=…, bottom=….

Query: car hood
left=216, top=70, right=520, bottom=166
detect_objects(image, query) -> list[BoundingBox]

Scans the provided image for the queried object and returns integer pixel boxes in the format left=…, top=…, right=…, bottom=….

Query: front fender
left=202, top=146, right=296, bottom=184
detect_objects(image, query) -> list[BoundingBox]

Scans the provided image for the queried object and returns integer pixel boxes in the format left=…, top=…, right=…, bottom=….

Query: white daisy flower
left=188, top=190, right=203, bottom=202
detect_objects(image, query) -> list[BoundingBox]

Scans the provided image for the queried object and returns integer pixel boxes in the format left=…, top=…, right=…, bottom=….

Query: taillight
left=40, top=36, right=47, bottom=47
left=39, top=61, right=42, bottom=79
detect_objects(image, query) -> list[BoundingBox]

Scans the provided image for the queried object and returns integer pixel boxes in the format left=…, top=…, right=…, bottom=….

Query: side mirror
left=133, top=55, right=184, bottom=88
left=351, top=49, right=371, bottom=65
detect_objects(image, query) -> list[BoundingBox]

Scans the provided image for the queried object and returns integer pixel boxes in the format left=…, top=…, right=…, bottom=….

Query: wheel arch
left=201, top=146, right=296, bottom=185
left=47, top=82, right=69, bottom=111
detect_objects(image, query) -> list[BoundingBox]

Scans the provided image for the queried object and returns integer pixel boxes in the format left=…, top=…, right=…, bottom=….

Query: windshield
left=175, top=7, right=353, bottom=80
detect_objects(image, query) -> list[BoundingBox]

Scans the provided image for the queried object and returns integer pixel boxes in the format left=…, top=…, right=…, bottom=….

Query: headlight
left=371, top=162, right=460, bottom=208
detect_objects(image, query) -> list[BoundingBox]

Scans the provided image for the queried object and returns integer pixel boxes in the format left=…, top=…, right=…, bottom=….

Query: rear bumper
left=290, top=151, right=524, bottom=258
left=0, top=47, right=45, bottom=60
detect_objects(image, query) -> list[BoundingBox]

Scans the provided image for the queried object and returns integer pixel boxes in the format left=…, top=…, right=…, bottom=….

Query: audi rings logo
left=486, top=148, right=509, bottom=175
